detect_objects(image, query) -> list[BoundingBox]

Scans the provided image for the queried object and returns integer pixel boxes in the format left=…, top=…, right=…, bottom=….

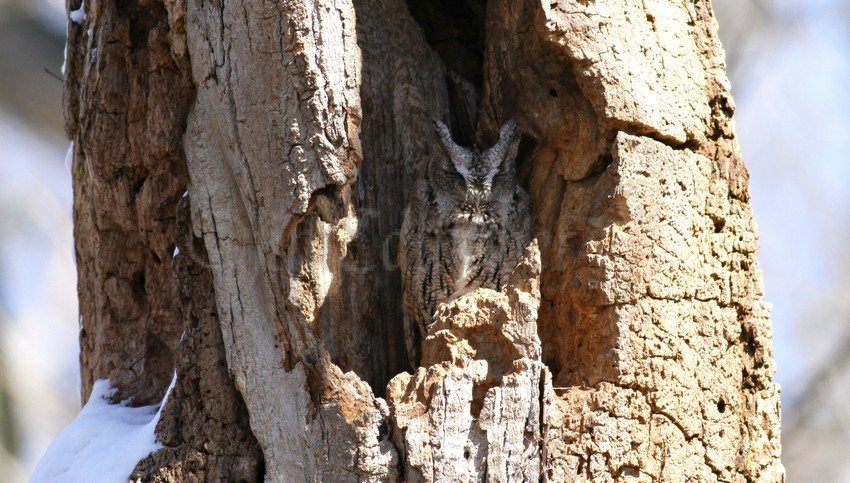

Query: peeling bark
left=66, top=0, right=783, bottom=481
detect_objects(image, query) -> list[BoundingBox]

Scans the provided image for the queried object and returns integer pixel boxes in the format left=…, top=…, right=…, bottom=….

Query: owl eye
left=494, top=166, right=511, bottom=178
left=443, top=169, right=464, bottom=181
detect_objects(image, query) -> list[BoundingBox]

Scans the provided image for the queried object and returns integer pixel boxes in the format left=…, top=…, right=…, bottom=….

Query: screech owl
left=398, top=119, right=532, bottom=368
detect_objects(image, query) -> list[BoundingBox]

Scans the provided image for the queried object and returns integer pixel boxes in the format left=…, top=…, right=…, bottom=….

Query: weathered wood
left=66, top=0, right=783, bottom=480
left=66, top=0, right=265, bottom=479
left=480, top=0, right=782, bottom=480
left=131, top=197, right=263, bottom=481
left=67, top=0, right=192, bottom=405
left=388, top=243, right=547, bottom=482
left=180, top=0, right=445, bottom=479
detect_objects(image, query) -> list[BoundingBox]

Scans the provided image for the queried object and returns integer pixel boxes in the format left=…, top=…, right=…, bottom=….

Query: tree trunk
left=64, top=0, right=784, bottom=481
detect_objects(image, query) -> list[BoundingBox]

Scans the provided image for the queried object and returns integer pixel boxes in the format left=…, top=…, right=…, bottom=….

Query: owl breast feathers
left=398, top=119, right=532, bottom=368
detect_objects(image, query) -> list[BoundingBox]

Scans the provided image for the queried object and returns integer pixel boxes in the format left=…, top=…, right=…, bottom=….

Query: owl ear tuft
left=433, top=119, right=467, bottom=161
left=485, top=119, right=521, bottom=167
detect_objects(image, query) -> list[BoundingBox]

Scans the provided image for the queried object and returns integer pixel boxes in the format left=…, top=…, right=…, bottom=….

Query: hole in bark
left=711, top=93, right=735, bottom=117
left=309, top=184, right=343, bottom=223
left=741, top=369, right=756, bottom=389
left=347, top=0, right=596, bottom=399
left=326, top=0, right=495, bottom=397
left=131, top=176, right=146, bottom=197
left=711, top=215, right=726, bottom=233
left=717, top=398, right=726, bottom=413
left=378, top=420, right=389, bottom=442
left=740, top=325, right=757, bottom=357
left=131, top=270, right=147, bottom=307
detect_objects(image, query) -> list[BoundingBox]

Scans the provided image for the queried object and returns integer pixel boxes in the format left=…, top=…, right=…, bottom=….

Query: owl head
left=430, top=119, right=521, bottom=225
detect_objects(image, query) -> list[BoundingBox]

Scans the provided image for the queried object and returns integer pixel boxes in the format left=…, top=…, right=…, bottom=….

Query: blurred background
left=0, top=0, right=846, bottom=481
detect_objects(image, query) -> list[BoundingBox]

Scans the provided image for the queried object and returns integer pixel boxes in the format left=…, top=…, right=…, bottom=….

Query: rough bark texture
left=477, top=0, right=783, bottom=480
left=66, top=0, right=192, bottom=405
left=178, top=0, right=435, bottom=478
left=65, top=0, right=263, bottom=480
left=65, top=0, right=783, bottom=481
left=388, top=242, right=547, bottom=482
left=130, top=199, right=263, bottom=481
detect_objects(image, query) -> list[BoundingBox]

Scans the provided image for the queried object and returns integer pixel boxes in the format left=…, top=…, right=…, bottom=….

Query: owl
left=398, top=119, right=532, bottom=368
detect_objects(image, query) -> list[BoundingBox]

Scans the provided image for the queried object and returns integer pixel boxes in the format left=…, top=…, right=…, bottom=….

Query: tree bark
left=64, top=0, right=783, bottom=481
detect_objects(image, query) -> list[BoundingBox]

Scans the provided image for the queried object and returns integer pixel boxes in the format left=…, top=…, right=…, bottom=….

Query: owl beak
left=468, top=185, right=491, bottom=209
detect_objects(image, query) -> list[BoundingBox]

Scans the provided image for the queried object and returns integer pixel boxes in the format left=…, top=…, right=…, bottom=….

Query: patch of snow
left=64, top=142, right=74, bottom=174
left=69, top=1, right=86, bottom=24
left=31, top=373, right=176, bottom=483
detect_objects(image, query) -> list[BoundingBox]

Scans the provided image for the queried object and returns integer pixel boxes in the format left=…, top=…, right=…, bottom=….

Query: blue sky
left=721, top=0, right=850, bottom=404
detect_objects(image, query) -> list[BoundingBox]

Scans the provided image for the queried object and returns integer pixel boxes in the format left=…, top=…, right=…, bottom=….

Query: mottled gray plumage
left=399, top=119, right=532, bottom=367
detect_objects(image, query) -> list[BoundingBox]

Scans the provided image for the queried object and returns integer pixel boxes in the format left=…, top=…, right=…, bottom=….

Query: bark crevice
left=67, top=0, right=783, bottom=480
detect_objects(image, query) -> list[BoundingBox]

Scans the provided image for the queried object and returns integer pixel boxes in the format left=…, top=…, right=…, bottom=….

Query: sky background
left=0, top=0, right=847, bottom=481
left=716, top=0, right=850, bottom=403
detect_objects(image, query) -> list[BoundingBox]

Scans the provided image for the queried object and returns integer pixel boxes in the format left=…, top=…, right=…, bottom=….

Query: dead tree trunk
left=64, top=0, right=783, bottom=481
